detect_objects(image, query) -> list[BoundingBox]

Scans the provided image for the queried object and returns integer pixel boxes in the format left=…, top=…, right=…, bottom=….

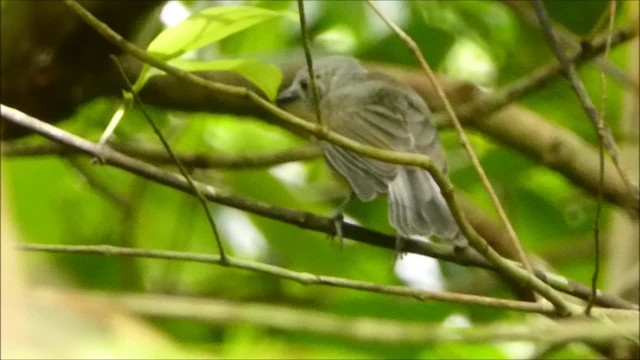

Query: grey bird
left=277, top=56, right=466, bottom=249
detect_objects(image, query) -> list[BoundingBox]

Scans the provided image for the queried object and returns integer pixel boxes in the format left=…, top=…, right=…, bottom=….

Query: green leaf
left=133, top=5, right=292, bottom=94
left=148, top=5, right=287, bottom=58
left=167, top=58, right=282, bottom=101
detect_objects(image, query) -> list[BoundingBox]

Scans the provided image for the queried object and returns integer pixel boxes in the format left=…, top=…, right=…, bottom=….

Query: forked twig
left=586, top=0, right=618, bottom=316
left=111, top=56, right=228, bottom=264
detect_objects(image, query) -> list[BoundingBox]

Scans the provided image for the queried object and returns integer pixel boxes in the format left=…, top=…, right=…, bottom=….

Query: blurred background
left=1, top=0, right=638, bottom=358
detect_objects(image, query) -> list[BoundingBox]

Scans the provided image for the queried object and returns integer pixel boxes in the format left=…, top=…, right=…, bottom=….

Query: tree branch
left=31, top=287, right=640, bottom=345
left=61, top=0, right=576, bottom=316
left=19, top=243, right=549, bottom=314
left=366, top=0, right=536, bottom=302
left=3, top=103, right=637, bottom=311
left=442, top=24, right=638, bottom=127
left=297, top=0, right=324, bottom=128
left=586, top=0, right=617, bottom=316
left=0, top=141, right=323, bottom=169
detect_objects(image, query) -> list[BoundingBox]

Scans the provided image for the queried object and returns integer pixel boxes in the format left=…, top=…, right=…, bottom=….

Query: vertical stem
left=111, top=56, right=228, bottom=265
left=586, top=0, right=617, bottom=316
left=297, top=0, right=324, bottom=127
left=365, top=0, right=537, bottom=299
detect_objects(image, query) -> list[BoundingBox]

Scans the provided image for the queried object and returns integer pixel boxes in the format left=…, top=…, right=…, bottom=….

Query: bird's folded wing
left=320, top=89, right=413, bottom=200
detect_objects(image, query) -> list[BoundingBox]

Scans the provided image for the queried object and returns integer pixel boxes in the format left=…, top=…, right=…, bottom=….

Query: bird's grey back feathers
left=279, top=56, right=463, bottom=243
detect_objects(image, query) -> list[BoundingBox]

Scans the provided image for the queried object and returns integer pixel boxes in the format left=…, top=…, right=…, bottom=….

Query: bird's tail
left=388, top=167, right=467, bottom=245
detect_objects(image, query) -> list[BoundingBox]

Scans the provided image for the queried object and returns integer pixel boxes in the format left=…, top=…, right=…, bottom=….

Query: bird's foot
left=395, top=233, right=405, bottom=260
left=452, top=232, right=469, bottom=256
left=331, top=209, right=345, bottom=248
left=329, top=194, right=353, bottom=248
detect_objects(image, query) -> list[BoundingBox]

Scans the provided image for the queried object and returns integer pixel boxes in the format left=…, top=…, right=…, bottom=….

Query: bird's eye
left=299, top=78, right=309, bottom=91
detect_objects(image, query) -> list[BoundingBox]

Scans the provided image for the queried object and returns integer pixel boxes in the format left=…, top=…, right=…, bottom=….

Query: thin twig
left=586, top=0, right=618, bottom=316
left=532, top=0, right=639, bottom=207
left=297, top=0, right=324, bottom=127
left=61, top=0, right=574, bottom=315
left=18, top=243, right=551, bottom=313
left=110, top=56, right=228, bottom=264
left=16, top=244, right=640, bottom=322
left=365, top=0, right=540, bottom=302
left=587, top=106, right=605, bottom=314
left=0, top=141, right=323, bottom=169
left=435, top=25, right=638, bottom=129
left=33, top=287, right=640, bottom=345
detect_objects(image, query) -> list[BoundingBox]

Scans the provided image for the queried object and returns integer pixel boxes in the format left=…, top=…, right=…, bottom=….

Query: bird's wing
left=322, top=73, right=459, bottom=240
left=402, top=90, right=448, bottom=173
left=320, top=80, right=419, bottom=200
left=366, top=71, right=448, bottom=172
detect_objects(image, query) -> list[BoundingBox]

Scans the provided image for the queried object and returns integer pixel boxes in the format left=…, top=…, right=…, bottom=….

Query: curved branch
left=366, top=0, right=535, bottom=300
left=467, top=106, right=637, bottom=215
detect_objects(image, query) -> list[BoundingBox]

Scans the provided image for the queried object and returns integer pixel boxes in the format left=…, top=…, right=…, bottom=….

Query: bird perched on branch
left=277, top=56, right=466, bottom=251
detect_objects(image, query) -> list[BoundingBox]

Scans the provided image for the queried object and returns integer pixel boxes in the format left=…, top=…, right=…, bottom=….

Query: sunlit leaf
left=148, top=5, right=288, bottom=58
left=133, top=5, right=293, bottom=93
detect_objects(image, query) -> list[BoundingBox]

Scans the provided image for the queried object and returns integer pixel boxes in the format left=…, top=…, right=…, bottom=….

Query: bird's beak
left=276, top=87, right=299, bottom=105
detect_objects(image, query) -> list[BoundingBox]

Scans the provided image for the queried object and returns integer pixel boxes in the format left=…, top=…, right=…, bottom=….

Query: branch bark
left=2, top=103, right=637, bottom=311
left=0, top=141, right=323, bottom=169
left=18, top=243, right=550, bottom=313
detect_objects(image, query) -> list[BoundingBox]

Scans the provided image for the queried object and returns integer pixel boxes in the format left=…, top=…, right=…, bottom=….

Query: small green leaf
left=148, top=5, right=285, bottom=59
left=167, top=58, right=282, bottom=101
left=133, top=5, right=293, bottom=94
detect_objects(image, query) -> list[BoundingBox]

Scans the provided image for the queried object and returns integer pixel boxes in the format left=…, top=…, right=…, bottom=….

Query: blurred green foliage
left=3, top=0, right=633, bottom=358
